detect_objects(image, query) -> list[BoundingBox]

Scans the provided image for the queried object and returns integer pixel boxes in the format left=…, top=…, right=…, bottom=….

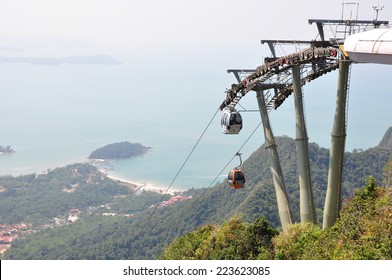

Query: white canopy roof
left=344, top=28, right=392, bottom=64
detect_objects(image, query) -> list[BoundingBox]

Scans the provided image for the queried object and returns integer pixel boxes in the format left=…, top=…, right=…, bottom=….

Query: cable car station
left=219, top=3, right=390, bottom=231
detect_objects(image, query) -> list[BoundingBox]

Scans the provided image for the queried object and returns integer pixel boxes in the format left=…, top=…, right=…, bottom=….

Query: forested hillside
left=3, top=128, right=392, bottom=259
left=161, top=177, right=392, bottom=260
left=0, top=164, right=132, bottom=226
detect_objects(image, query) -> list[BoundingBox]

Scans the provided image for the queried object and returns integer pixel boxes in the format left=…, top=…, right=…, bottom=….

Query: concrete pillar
left=323, top=61, right=350, bottom=229
left=256, top=90, right=294, bottom=231
left=292, top=64, right=317, bottom=224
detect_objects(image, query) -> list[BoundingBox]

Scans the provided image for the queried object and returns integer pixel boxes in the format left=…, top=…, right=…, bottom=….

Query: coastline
left=100, top=169, right=184, bottom=195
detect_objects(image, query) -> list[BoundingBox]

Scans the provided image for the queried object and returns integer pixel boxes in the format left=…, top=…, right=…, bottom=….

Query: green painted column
left=256, top=89, right=293, bottom=231
left=292, top=64, right=317, bottom=224
left=323, top=61, right=350, bottom=229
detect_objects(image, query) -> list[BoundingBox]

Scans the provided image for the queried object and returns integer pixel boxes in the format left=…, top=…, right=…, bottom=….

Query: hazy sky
left=1, top=0, right=390, bottom=57
left=0, top=0, right=391, bottom=151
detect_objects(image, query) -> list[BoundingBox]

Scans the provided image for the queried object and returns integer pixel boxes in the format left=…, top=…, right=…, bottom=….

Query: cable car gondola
left=221, top=107, right=242, bottom=134
left=228, top=169, right=245, bottom=189
left=228, top=152, right=245, bottom=189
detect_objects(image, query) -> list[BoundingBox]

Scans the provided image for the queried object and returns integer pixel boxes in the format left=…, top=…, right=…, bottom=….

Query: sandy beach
left=99, top=169, right=184, bottom=195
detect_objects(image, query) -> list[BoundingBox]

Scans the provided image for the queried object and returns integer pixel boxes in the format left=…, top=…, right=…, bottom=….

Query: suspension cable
left=146, top=107, right=262, bottom=232
left=147, top=107, right=220, bottom=221
left=191, top=121, right=262, bottom=205
left=154, top=120, right=262, bottom=235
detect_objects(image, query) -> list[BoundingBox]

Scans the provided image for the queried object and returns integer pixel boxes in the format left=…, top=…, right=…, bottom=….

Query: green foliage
left=108, top=191, right=165, bottom=214
left=88, top=141, right=150, bottom=159
left=382, top=159, right=392, bottom=188
left=273, top=177, right=392, bottom=260
left=322, top=178, right=392, bottom=259
left=5, top=216, right=136, bottom=259
left=273, top=223, right=323, bottom=259
left=160, top=216, right=277, bottom=260
left=159, top=224, right=217, bottom=260
left=162, top=177, right=392, bottom=260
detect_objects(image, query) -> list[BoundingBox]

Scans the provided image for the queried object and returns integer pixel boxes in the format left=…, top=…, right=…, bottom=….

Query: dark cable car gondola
left=228, top=152, right=245, bottom=189
left=221, top=107, right=243, bottom=134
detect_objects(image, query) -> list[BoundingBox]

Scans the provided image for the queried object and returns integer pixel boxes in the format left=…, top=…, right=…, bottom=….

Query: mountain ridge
left=378, top=126, right=392, bottom=149
left=0, top=55, right=122, bottom=65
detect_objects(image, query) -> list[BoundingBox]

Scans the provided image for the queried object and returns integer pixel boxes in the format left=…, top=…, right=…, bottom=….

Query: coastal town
left=0, top=223, right=31, bottom=255
left=156, top=194, right=193, bottom=208
left=0, top=192, right=193, bottom=257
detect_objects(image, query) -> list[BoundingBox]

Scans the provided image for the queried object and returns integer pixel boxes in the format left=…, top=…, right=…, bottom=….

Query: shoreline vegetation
left=88, top=141, right=151, bottom=160
left=88, top=141, right=184, bottom=194
left=99, top=168, right=183, bottom=195
left=0, top=140, right=183, bottom=195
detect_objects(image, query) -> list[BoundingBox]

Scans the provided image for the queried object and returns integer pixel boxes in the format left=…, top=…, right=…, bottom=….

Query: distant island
left=88, top=141, right=150, bottom=160
left=0, top=145, right=15, bottom=155
left=0, top=55, right=122, bottom=66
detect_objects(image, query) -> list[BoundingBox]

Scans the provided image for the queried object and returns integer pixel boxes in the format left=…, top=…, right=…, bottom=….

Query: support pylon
left=323, top=61, right=350, bottom=229
left=292, top=64, right=317, bottom=224
left=256, top=89, right=294, bottom=231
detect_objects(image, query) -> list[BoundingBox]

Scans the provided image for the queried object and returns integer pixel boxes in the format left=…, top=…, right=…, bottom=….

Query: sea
left=1, top=55, right=391, bottom=191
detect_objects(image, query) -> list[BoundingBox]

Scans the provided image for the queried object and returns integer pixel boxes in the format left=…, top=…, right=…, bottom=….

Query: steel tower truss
left=220, top=19, right=389, bottom=230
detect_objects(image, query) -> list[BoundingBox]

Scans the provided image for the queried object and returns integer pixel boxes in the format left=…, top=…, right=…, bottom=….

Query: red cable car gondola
left=228, top=152, right=245, bottom=189
left=228, top=168, right=245, bottom=189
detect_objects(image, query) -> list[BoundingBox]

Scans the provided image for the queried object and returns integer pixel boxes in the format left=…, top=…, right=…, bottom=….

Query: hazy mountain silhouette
left=0, top=55, right=122, bottom=65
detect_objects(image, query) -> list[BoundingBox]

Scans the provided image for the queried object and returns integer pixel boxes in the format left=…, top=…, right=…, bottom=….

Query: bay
left=0, top=59, right=261, bottom=190
left=0, top=57, right=391, bottom=191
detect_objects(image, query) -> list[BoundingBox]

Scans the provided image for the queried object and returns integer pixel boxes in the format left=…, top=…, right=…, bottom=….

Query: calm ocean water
left=0, top=59, right=263, bottom=190
left=0, top=59, right=391, bottom=190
